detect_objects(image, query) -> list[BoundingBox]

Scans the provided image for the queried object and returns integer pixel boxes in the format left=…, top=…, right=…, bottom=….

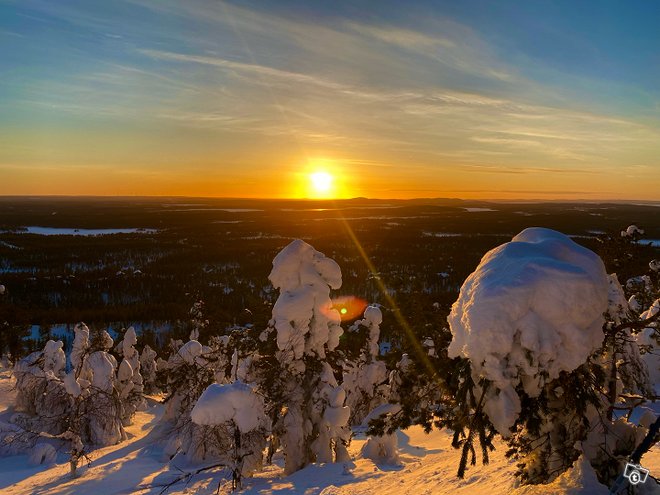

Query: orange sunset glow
left=1, top=1, right=659, bottom=201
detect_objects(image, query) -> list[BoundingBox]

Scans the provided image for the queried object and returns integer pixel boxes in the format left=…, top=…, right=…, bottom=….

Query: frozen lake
left=16, top=227, right=158, bottom=236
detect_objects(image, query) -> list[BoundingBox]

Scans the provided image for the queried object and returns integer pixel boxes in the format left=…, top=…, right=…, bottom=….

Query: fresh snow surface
left=448, top=228, right=610, bottom=434
left=0, top=367, right=657, bottom=494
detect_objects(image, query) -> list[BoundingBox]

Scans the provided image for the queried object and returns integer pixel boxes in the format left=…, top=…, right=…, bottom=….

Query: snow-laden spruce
left=269, top=239, right=343, bottom=364
left=448, top=227, right=609, bottom=434
left=267, top=239, right=351, bottom=473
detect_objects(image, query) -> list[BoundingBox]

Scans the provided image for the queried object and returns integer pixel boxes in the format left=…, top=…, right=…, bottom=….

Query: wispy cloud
left=2, top=0, right=659, bottom=199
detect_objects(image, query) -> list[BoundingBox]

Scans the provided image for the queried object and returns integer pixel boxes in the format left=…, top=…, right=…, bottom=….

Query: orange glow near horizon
left=288, top=158, right=354, bottom=199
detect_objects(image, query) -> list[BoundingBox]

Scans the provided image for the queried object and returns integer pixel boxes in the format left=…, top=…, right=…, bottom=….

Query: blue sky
left=1, top=0, right=659, bottom=199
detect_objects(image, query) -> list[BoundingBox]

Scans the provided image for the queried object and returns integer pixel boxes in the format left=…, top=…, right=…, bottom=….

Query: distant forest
left=1, top=197, right=658, bottom=358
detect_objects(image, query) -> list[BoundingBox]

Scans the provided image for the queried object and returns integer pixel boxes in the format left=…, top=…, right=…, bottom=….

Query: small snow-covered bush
left=6, top=322, right=151, bottom=470
left=190, top=381, right=270, bottom=488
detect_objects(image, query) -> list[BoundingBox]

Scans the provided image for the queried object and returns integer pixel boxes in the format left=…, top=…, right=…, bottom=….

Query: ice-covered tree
left=8, top=323, right=134, bottom=476
left=445, top=228, right=613, bottom=483
left=13, top=339, right=69, bottom=432
left=367, top=228, right=659, bottom=486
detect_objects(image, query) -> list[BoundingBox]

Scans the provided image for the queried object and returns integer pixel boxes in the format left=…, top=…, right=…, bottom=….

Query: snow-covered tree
left=7, top=322, right=139, bottom=476
left=13, top=339, right=69, bottom=433
left=159, top=336, right=217, bottom=460
left=342, top=305, right=388, bottom=425
left=115, top=327, right=146, bottom=425
left=367, top=228, right=659, bottom=486
left=190, top=381, right=270, bottom=489
left=139, top=344, right=158, bottom=394
left=259, top=239, right=351, bottom=474
left=189, top=300, right=208, bottom=341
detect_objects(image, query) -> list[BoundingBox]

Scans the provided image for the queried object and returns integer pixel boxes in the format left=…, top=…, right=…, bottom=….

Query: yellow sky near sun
left=4, top=151, right=659, bottom=200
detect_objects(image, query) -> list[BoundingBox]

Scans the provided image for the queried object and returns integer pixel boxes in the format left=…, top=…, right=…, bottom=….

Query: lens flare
left=331, top=295, right=368, bottom=321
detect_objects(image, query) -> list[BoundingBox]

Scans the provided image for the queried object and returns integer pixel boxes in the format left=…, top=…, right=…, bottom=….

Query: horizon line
left=1, top=194, right=660, bottom=205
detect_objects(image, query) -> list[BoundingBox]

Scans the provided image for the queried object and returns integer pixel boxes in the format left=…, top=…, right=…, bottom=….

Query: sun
left=309, top=171, right=334, bottom=198
left=309, top=171, right=334, bottom=196
left=291, top=158, right=351, bottom=199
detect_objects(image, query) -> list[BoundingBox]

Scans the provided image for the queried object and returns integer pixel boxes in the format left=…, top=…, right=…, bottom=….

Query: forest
left=1, top=197, right=658, bottom=360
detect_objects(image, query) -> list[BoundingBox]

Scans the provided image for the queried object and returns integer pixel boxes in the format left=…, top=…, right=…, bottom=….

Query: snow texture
left=269, top=239, right=343, bottom=362
left=42, top=340, right=66, bottom=377
left=176, top=340, right=207, bottom=366
left=28, top=443, right=57, bottom=466
left=70, top=323, right=90, bottom=372
left=448, top=228, right=609, bottom=434
left=82, top=351, right=117, bottom=392
left=63, top=370, right=82, bottom=397
left=361, top=403, right=401, bottom=465
left=191, top=381, right=267, bottom=434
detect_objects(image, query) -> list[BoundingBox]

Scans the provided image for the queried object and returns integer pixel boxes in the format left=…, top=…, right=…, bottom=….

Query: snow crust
left=190, top=381, right=267, bottom=433
left=448, top=228, right=609, bottom=434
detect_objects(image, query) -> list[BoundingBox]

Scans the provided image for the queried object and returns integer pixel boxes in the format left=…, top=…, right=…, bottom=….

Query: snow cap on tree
left=42, top=340, right=66, bottom=377
left=268, top=239, right=343, bottom=361
left=191, top=381, right=268, bottom=433
left=122, top=327, right=138, bottom=361
left=177, top=339, right=208, bottom=366
left=448, top=228, right=609, bottom=434
left=83, top=351, right=117, bottom=392
left=71, top=323, right=90, bottom=371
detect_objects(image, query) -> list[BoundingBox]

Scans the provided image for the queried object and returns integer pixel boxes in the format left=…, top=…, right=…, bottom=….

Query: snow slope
left=2, top=378, right=656, bottom=495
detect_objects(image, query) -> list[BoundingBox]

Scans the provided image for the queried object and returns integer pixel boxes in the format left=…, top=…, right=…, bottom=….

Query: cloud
left=5, top=0, right=660, bottom=199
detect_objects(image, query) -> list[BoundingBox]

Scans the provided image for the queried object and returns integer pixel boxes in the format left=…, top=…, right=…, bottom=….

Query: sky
left=1, top=0, right=659, bottom=200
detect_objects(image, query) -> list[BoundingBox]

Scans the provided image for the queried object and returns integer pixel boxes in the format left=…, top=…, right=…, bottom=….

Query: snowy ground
left=0, top=367, right=658, bottom=495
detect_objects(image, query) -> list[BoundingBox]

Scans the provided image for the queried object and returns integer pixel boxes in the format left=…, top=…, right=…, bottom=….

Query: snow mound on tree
left=268, top=239, right=343, bottom=361
left=191, top=381, right=267, bottom=433
left=448, top=228, right=609, bottom=434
